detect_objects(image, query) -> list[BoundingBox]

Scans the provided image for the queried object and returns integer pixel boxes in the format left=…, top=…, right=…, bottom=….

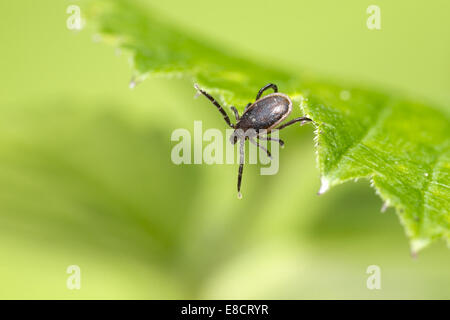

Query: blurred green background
left=0, top=0, right=449, bottom=299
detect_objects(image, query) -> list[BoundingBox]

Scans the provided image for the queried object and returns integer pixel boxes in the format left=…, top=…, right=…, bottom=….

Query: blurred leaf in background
left=0, top=0, right=448, bottom=299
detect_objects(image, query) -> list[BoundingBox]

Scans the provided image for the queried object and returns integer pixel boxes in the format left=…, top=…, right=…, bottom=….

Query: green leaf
left=82, top=0, right=450, bottom=252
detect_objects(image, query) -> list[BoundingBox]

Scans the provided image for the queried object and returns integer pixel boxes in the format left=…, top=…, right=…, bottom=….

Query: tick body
left=194, top=83, right=312, bottom=198
left=236, top=93, right=292, bottom=132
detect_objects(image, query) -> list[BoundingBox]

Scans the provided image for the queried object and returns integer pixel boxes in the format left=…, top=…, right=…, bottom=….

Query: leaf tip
left=317, top=177, right=330, bottom=195
left=380, top=201, right=390, bottom=213
left=410, top=238, right=431, bottom=254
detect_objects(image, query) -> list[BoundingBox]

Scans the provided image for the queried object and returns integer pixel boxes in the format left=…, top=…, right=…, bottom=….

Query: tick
left=194, top=83, right=312, bottom=198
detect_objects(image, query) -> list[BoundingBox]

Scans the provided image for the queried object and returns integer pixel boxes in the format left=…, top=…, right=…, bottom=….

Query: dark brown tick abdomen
left=236, top=94, right=292, bottom=131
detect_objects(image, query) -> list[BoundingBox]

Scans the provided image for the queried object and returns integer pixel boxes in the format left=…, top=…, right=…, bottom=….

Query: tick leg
left=275, top=117, right=312, bottom=130
left=194, top=84, right=234, bottom=128
left=244, top=103, right=251, bottom=111
left=237, top=139, right=245, bottom=199
left=256, top=83, right=278, bottom=100
left=230, top=106, right=240, bottom=121
left=249, top=138, right=272, bottom=158
left=257, top=135, right=285, bottom=148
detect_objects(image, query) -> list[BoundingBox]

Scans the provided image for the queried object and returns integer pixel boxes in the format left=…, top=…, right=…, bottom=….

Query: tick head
left=230, top=128, right=244, bottom=145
